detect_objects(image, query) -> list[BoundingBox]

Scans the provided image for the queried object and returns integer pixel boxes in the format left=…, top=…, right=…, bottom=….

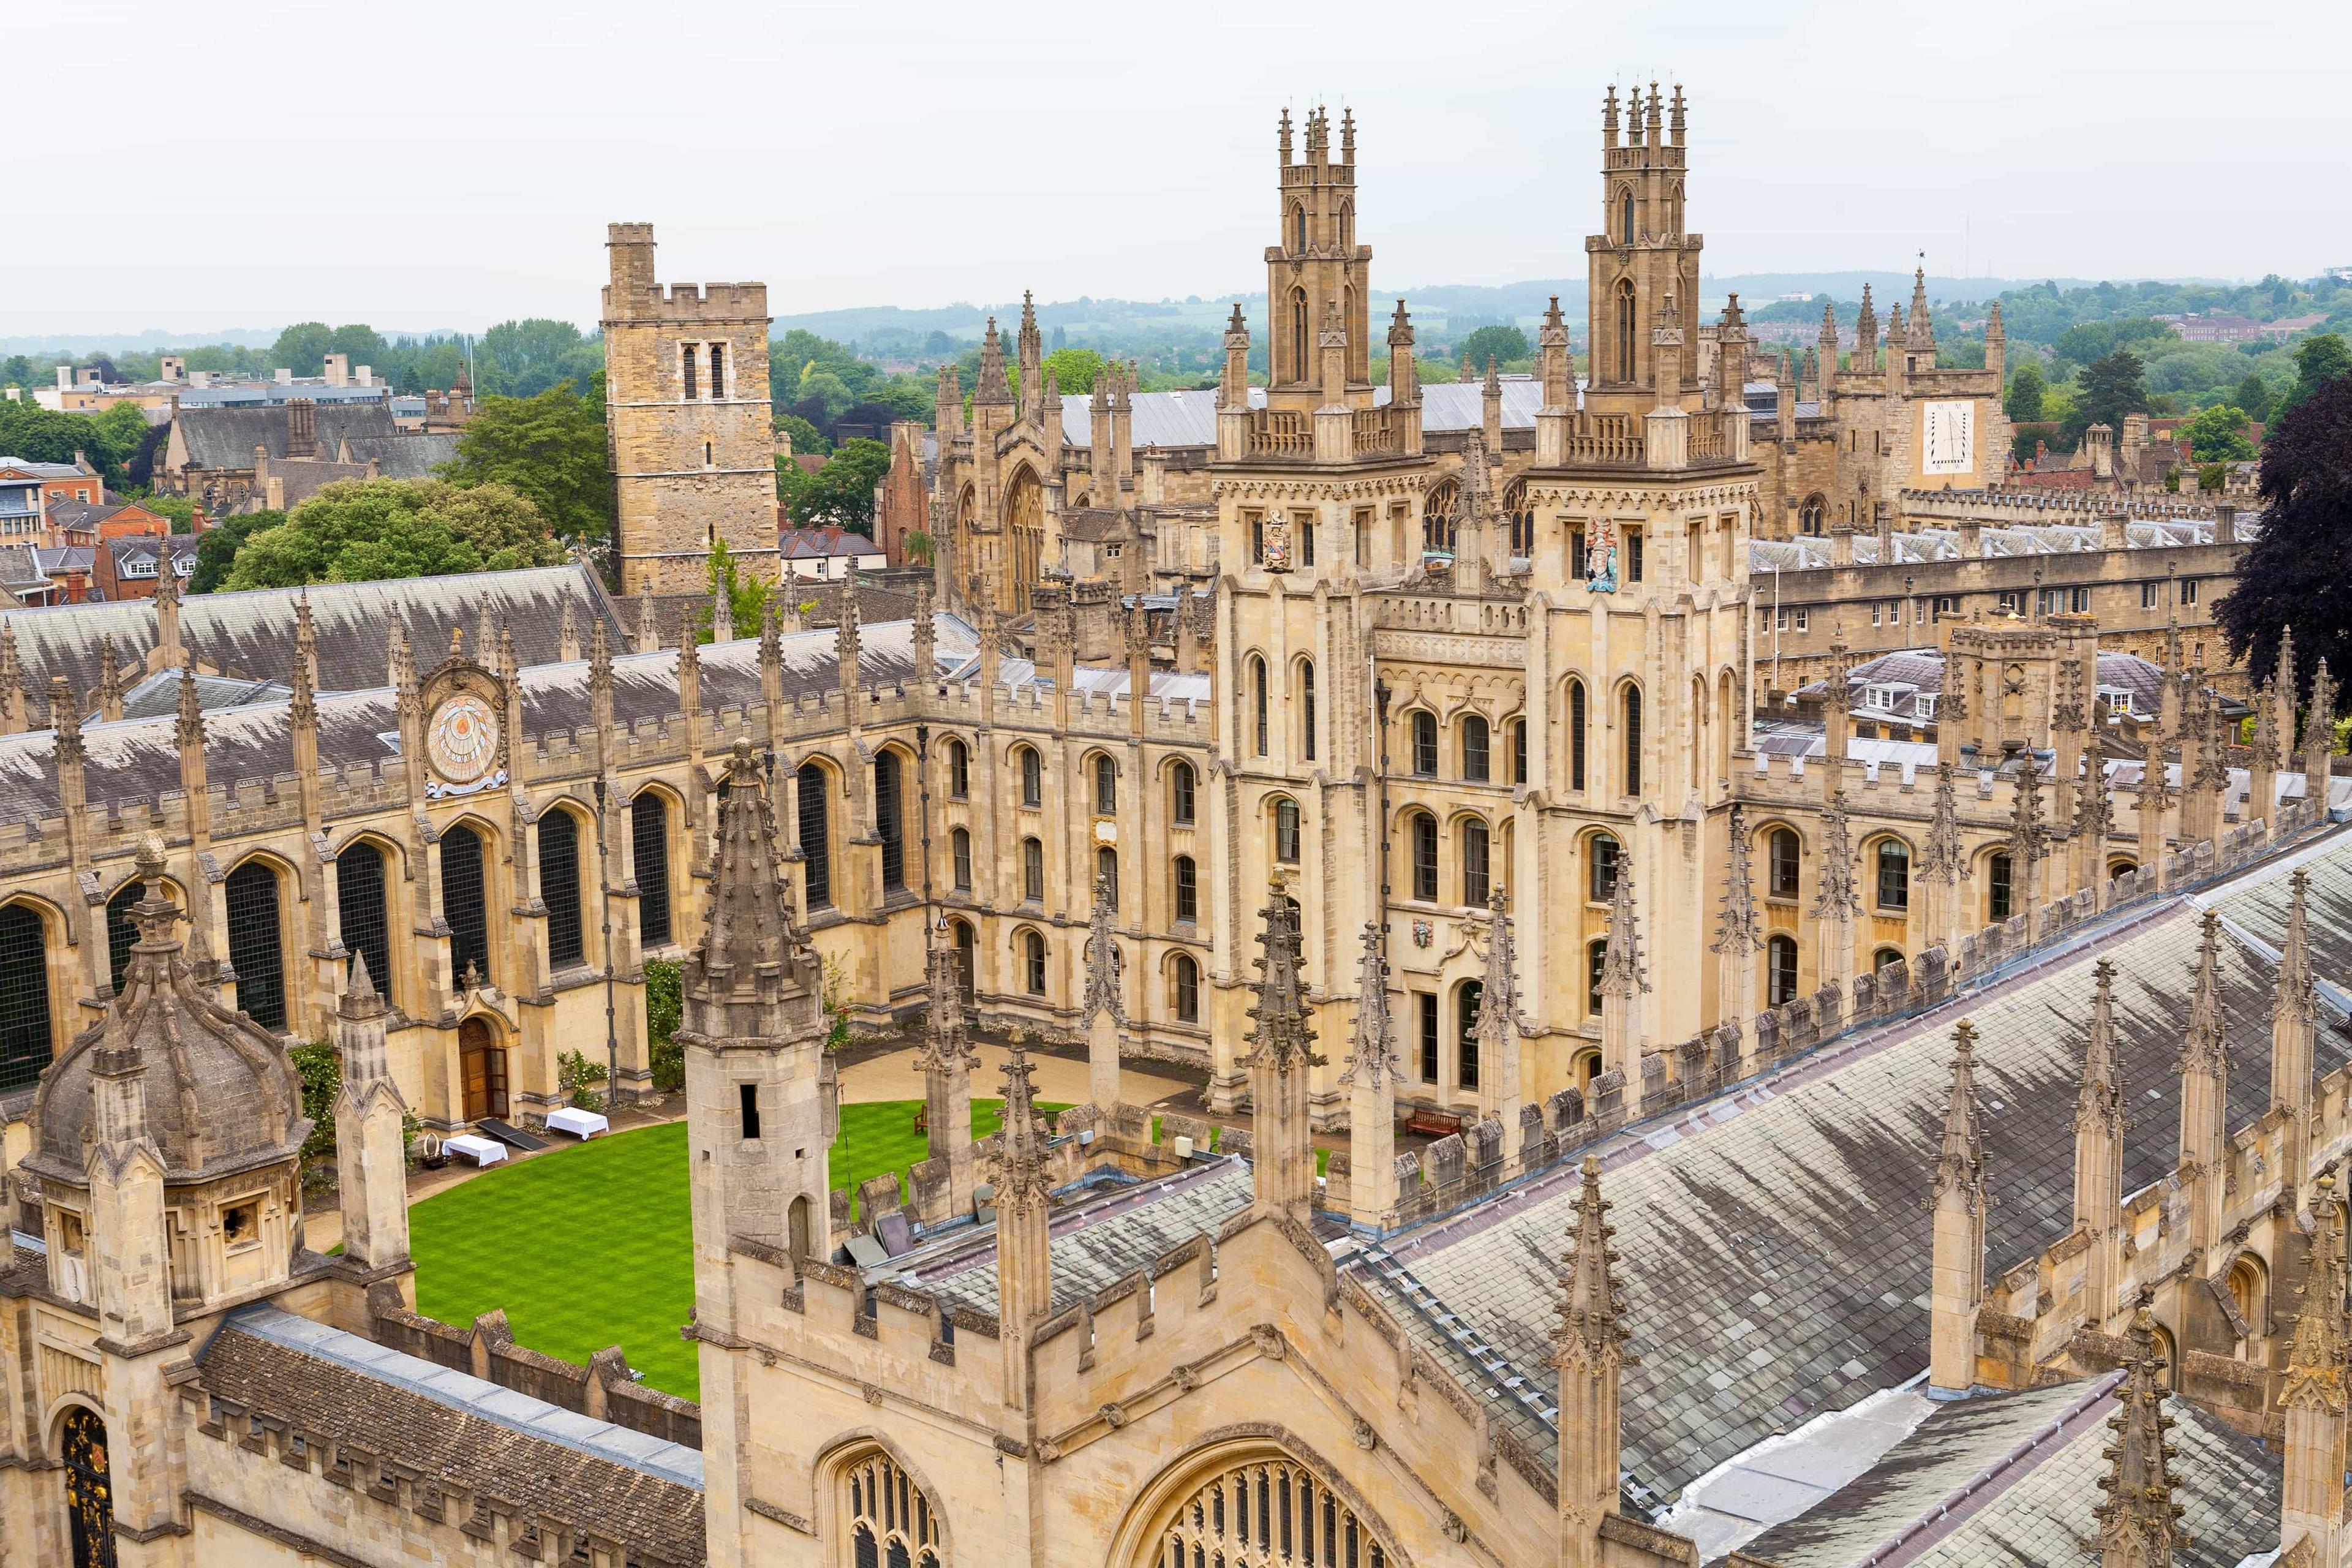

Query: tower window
left=1615, top=280, right=1637, bottom=382
left=1274, top=799, right=1302, bottom=864
left=1768, top=935, right=1800, bottom=1006
left=1019, top=746, right=1042, bottom=807
left=442, top=823, right=491, bottom=987
left=1094, top=753, right=1117, bottom=815
left=1627, top=529, right=1645, bottom=583
left=1457, top=981, right=1482, bottom=1091
left=1462, top=715, right=1490, bottom=782
left=1623, top=685, right=1644, bottom=796
left=1512, top=718, right=1528, bottom=785
left=739, top=1082, right=761, bottom=1141
left=1410, top=812, right=1438, bottom=902
left=1462, top=818, right=1490, bottom=907
left=1300, top=516, right=1316, bottom=567
left=1170, top=760, right=1196, bottom=824
left=1619, top=190, right=1634, bottom=244
left=1769, top=828, right=1800, bottom=899
left=1589, top=834, right=1620, bottom=903
left=1023, top=930, right=1047, bottom=995
left=1291, top=289, right=1309, bottom=382
left=875, top=752, right=904, bottom=892
left=1174, top=855, right=1197, bottom=924
left=336, top=840, right=393, bottom=1005
left=708, top=341, right=725, bottom=398
left=1253, top=657, right=1270, bottom=756
left=1300, top=660, right=1317, bottom=761
left=1022, top=838, right=1044, bottom=903
left=951, top=827, right=972, bottom=892
left=681, top=343, right=698, bottom=400
left=632, top=794, right=673, bottom=948
left=1411, top=711, right=1438, bottom=777
left=1875, top=840, right=1910, bottom=911
left=1988, top=853, right=2015, bottom=921
left=1173, top=954, right=1200, bottom=1023
left=1096, top=845, right=1120, bottom=909
left=1589, top=938, right=1608, bottom=1016
left=1569, top=679, right=1588, bottom=790
left=946, top=738, right=970, bottom=799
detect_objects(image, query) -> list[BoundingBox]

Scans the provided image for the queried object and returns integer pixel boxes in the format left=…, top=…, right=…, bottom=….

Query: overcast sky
left=9, top=0, right=2347, bottom=338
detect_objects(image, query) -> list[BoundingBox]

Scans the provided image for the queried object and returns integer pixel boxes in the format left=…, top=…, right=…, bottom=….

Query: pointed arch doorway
left=460, top=1016, right=509, bottom=1123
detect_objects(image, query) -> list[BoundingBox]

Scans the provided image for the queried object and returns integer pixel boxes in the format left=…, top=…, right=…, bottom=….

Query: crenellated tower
left=1265, top=105, right=1372, bottom=407
left=1585, top=83, right=1704, bottom=409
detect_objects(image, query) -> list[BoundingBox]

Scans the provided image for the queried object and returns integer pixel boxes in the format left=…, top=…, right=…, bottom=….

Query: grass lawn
left=409, top=1097, right=1064, bottom=1401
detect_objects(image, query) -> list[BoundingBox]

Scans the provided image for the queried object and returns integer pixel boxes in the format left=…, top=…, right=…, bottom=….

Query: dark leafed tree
left=2218, top=371, right=2352, bottom=710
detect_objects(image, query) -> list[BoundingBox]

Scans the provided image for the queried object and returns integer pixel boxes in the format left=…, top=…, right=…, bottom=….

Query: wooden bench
left=1404, top=1106, right=1464, bottom=1139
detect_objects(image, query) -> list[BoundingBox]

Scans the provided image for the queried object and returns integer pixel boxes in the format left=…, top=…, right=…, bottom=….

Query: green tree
left=2064, top=348, right=2150, bottom=446
left=775, top=413, right=829, bottom=457
left=0, top=398, right=151, bottom=487
left=440, top=381, right=613, bottom=541
left=140, top=494, right=198, bottom=533
left=269, top=322, right=335, bottom=377
left=475, top=319, right=603, bottom=399
left=2217, top=369, right=2352, bottom=706
left=2182, top=405, right=2256, bottom=463
left=694, top=537, right=771, bottom=643
left=1455, top=324, right=1531, bottom=370
left=777, top=437, right=891, bottom=533
left=1041, top=347, right=1107, bottom=394
left=189, top=510, right=285, bottom=594
left=2234, top=372, right=2275, bottom=424
left=221, top=479, right=560, bottom=590
left=2277, top=333, right=2352, bottom=421
left=2003, top=362, right=2046, bottom=423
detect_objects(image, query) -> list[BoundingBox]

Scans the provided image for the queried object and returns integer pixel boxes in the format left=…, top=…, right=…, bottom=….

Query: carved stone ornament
left=1585, top=518, right=1619, bottom=594
left=1099, top=1403, right=1126, bottom=1430
left=1352, top=1417, right=1378, bottom=1451
left=1261, top=514, right=1292, bottom=573
left=424, top=692, right=500, bottom=789
left=1250, top=1324, right=1287, bottom=1360
left=1412, top=918, right=1434, bottom=949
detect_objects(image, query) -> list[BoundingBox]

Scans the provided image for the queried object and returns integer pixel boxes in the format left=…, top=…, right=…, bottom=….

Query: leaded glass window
left=336, top=841, right=392, bottom=1005
left=633, top=793, right=672, bottom=948
left=1156, top=1455, right=1389, bottom=1568
left=539, top=810, right=584, bottom=970
left=840, top=1450, right=942, bottom=1568
left=798, top=764, right=832, bottom=909
left=0, top=903, right=52, bottom=1093
left=442, top=824, right=491, bottom=987
left=225, top=861, right=286, bottom=1030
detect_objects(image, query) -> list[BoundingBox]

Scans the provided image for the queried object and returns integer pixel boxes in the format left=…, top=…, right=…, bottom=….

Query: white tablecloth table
left=444, top=1134, right=507, bottom=1167
left=546, top=1107, right=609, bottom=1139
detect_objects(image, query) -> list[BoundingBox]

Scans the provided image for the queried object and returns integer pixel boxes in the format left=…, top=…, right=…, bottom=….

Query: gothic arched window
left=1289, top=287, right=1309, bottom=382
left=1615, top=278, right=1638, bottom=383
left=1621, top=684, right=1644, bottom=796
left=946, top=737, right=970, bottom=799
left=840, top=1449, right=944, bottom=1568
left=1096, top=845, right=1120, bottom=909
left=1618, top=188, right=1634, bottom=244
left=1461, top=817, right=1490, bottom=907
left=1298, top=658, right=1317, bottom=761
left=1410, top=711, right=1438, bottom=777
left=538, top=809, right=584, bottom=970
left=797, top=764, right=833, bottom=910
left=1875, top=840, right=1911, bottom=912
left=632, top=794, right=673, bottom=948
left=336, top=840, right=393, bottom=1003
left=1568, top=678, right=1589, bottom=791
left=1023, top=929, right=1047, bottom=995
left=61, top=1406, right=115, bottom=1568
left=1154, top=1454, right=1393, bottom=1568
left=1769, top=827, right=1801, bottom=899
left=0, top=903, right=53, bottom=1093
left=1800, top=494, right=1827, bottom=536
left=1461, top=714, right=1490, bottom=782
left=951, top=827, right=972, bottom=892
left=1173, top=953, right=1200, bottom=1023
left=1588, top=833, right=1621, bottom=903
left=1768, top=933, right=1800, bottom=1006
left=1016, top=745, right=1042, bottom=808
left=1093, top=753, right=1117, bottom=815
left=875, top=751, right=905, bottom=892
left=1503, top=478, right=1534, bottom=558
left=225, top=859, right=287, bottom=1030
left=1423, top=480, right=1459, bottom=554
left=1988, top=853, right=2015, bottom=922
left=1174, top=855, right=1197, bottom=925
left=1252, top=656, right=1270, bottom=756
left=442, top=823, right=491, bottom=987
left=1022, top=838, right=1044, bottom=903
left=1273, top=798, right=1302, bottom=864
left=1409, top=812, right=1438, bottom=902
left=1170, top=760, right=1196, bottom=824
left=1457, top=978, right=1483, bottom=1090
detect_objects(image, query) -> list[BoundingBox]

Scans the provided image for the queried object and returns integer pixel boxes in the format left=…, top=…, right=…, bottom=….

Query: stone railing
left=1565, top=415, right=1644, bottom=467
left=1352, top=407, right=1401, bottom=455
left=1242, top=408, right=1311, bottom=458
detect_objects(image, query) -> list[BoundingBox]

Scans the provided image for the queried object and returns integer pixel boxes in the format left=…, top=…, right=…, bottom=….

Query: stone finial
left=1080, top=872, right=1122, bottom=1027
left=2078, top=961, right=2124, bottom=1139
left=919, top=933, right=973, bottom=1072
left=2277, top=869, right=2315, bottom=1038
left=1599, top=854, right=1649, bottom=1001
left=96, top=634, right=121, bottom=720
left=175, top=661, right=203, bottom=750
left=710, top=583, right=734, bottom=644
left=2092, top=1306, right=2188, bottom=1567
left=2007, top=756, right=2050, bottom=868
left=994, top=1043, right=1050, bottom=1205
left=1474, top=881, right=1520, bottom=1082
left=1936, top=1020, right=1985, bottom=1202
left=1548, top=1157, right=1632, bottom=1373
left=974, top=316, right=1013, bottom=407
left=2076, top=730, right=2113, bottom=839
left=1923, top=763, right=1967, bottom=881
left=2281, top=1175, right=2348, bottom=1412
left=48, top=675, right=81, bottom=762
left=682, top=740, right=818, bottom=1039
left=559, top=600, right=581, bottom=662
left=1811, top=790, right=1861, bottom=919
left=2180, top=909, right=2227, bottom=1079
left=1339, top=921, right=1400, bottom=1090
left=1242, top=880, right=1322, bottom=1077
left=636, top=587, right=660, bottom=654
left=588, top=614, right=611, bottom=690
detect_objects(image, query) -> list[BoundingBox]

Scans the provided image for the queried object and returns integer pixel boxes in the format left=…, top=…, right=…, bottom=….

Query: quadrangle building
left=4, top=87, right=2352, bottom=1568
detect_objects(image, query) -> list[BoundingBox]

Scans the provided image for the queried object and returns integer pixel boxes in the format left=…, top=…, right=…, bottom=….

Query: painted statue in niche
left=1585, top=518, right=1619, bottom=593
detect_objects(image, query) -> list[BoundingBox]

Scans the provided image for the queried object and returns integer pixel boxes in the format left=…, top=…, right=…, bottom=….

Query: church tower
left=1585, top=83, right=1705, bottom=409
left=602, top=223, right=782, bottom=594
left=1265, top=106, right=1373, bottom=409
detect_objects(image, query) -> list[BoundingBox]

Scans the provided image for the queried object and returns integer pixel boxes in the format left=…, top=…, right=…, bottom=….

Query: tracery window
left=62, top=1406, right=115, bottom=1568
left=632, top=794, right=673, bottom=948
left=336, top=840, right=393, bottom=1002
left=539, top=810, right=584, bottom=970
left=226, top=860, right=287, bottom=1030
left=799, top=764, right=833, bottom=910
left=1155, top=1455, right=1391, bottom=1568
left=442, top=823, right=491, bottom=987
left=875, top=752, right=905, bottom=892
left=841, top=1450, right=943, bottom=1568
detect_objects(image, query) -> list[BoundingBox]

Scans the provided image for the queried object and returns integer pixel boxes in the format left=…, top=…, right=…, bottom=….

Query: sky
left=7, top=0, right=2348, bottom=338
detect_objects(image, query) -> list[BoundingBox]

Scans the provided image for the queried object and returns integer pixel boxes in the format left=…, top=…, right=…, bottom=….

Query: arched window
left=1273, top=798, right=1302, bottom=864
left=1988, top=853, right=2015, bottom=921
left=336, top=841, right=393, bottom=1001
left=946, top=737, right=970, bottom=799
left=442, top=823, right=491, bottom=987
left=1170, top=760, right=1196, bottom=825
left=1017, top=745, right=1042, bottom=807
left=797, top=763, right=832, bottom=910
left=1800, top=494, right=1827, bottom=536
left=1619, top=189, right=1635, bottom=244
left=1409, top=812, right=1438, bottom=901
left=1568, top=679, right=1588, bottom=790
left=1461, top=818, right=1490, bottom=907
left=952, top=919, right=976, bottom=1004
left=1153, top=1453, right=1395, bottom=1568
left=225, top=860, right=287, bottom=1030
left=1173, top=954, right=1200, bottom=1024
left=1093, top=753, right=1118, bottom=815
left=1457, top=979, right=1484, bottom=1090
left=1423, top=481, right=1458, bottom=554
left=1096, top=845, right=1120, bottom=909
left=0, top=903, right=53, bottom=1093
left=1291, top=204, right=1307, bottom=254
left=1410, top=711, right=1438, bottom=776
left=1022, top=930, right=1047, bottom=995
left=1769, top=827, right=1802, bottom=899
left=1875, top=840, right=1911, bottom=911
left=1338, top=201, right=1354, bottom=250
left=1299, top=659, right=1317, bottom=761
left=1290, top=287, right=1309, bottom=381
left=1174, top=855, right=1198, bottom=925
left=1022, top=837, right=1044, bottom=903
left=539, top=809, right=584, bottom=970
left=1462, top=715, right=1490, bottom=782
left=1622, top=685, right=1643, bottom=796
left=1589, top=833, right=1620, bottom=903
left=61, top=1406, right=116, bottom=1568
left=875, top=752, right=905, bottom=892
left=1615, top=278, right=1638, bottom=382
left=1768, top=933, right=1800, bottom=1006
left=2228, top=1256, right=2267, bottom=1341
left=1504, top=478, right=1533, bottom=559
left=632, top=794, right=672, bottom=949
left=839, top=1450, right=944, bottom=1568
left=1510, top=717, right=1528, bottom=785
left=1874, top=946, right=1905, bottom=973
left=951, top=827, right=973, bottom=892
left=1252, top=657, right=1270, bottom=756
left=1587, top=938, right=1608, bottom=1016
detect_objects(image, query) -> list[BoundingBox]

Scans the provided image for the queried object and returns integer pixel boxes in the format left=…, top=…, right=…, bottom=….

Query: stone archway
left=1113, top=1433, right=1410, bottom=1568
left=459, top=1014, right=509, bottom=1123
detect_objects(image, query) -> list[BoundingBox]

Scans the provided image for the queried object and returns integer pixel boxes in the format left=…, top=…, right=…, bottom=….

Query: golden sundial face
left=426, top=692, right=499, bottom=785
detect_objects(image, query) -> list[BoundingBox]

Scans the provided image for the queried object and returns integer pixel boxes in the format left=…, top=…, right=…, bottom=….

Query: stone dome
left=23, top=839, right=309, bottom=1187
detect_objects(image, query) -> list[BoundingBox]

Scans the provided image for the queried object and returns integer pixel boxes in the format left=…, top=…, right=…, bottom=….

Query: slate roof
left=1366, top=828, right=2352, bottom=1504
left=1739, top=1373, right=2281, bottom=1567
left=1752, top=514, right=2245, bottom=574
left=341, top=432, right=459, bottom=479
left=172, top=402, right=401, bottom=470
left=0, top=563, right=624, bottom=703
left=905, top=1157, right=1254, bottom=1316
left=197, top=1305, right=703, bottom=1566
left=0, top=544, right=49, bottom=593
left=1794, top=649, right=2172, bottom=710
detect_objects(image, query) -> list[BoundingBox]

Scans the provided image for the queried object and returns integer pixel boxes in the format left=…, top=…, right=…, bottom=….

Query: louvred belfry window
left=225, top=861, right=287, bottom=1031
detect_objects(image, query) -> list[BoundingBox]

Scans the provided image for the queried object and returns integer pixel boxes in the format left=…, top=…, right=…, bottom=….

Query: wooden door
left=460, top=1019, right=508, bottom=1121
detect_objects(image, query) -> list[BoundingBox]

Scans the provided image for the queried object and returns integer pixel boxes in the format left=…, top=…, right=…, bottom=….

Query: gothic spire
left=1934, top=1020, right=1985, bottom=1205
left=2282, top=1177, right=2349, bottom=1417
left=1242, top=881, right=1321, bottom=1076
left=2077, top=729, right=2113, bottom=839
left=1922, top=762, right=1965, bottom=881
left=1340, top=921, right=1400, bottom=1090
left=2180, top=908, right=2227, bottom=1079
left=994, top=1042, right=1052, bottom=1207
left=682, top=740, right=817, bottom=1041
left=175, top=659, right=203, bottom=750
left=1711, top=804, right=1761, bottom=957
left=1475, top=880, right=1521, bottom=1106
left=1599, top=856, right=1649, bottom=1001
left=2078, top=960, right=2125, bottom=1140
left=2092, top=1306, right=2188, bottom=1567
left=919, top=935, right=972, bottom=1071
left=974, top=316, right=1013, bottom=406
left=1548, top=1156, right=1632, bottom=1373
left=2007, top=756, right=2049, bottom=869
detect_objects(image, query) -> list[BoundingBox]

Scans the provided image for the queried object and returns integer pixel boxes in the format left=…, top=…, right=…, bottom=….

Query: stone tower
left=601, top=222, right=781, bottom=594
left=1587, top=83, right=1704, bottom=402
left=1265, top=105, right=1373, bottom=404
